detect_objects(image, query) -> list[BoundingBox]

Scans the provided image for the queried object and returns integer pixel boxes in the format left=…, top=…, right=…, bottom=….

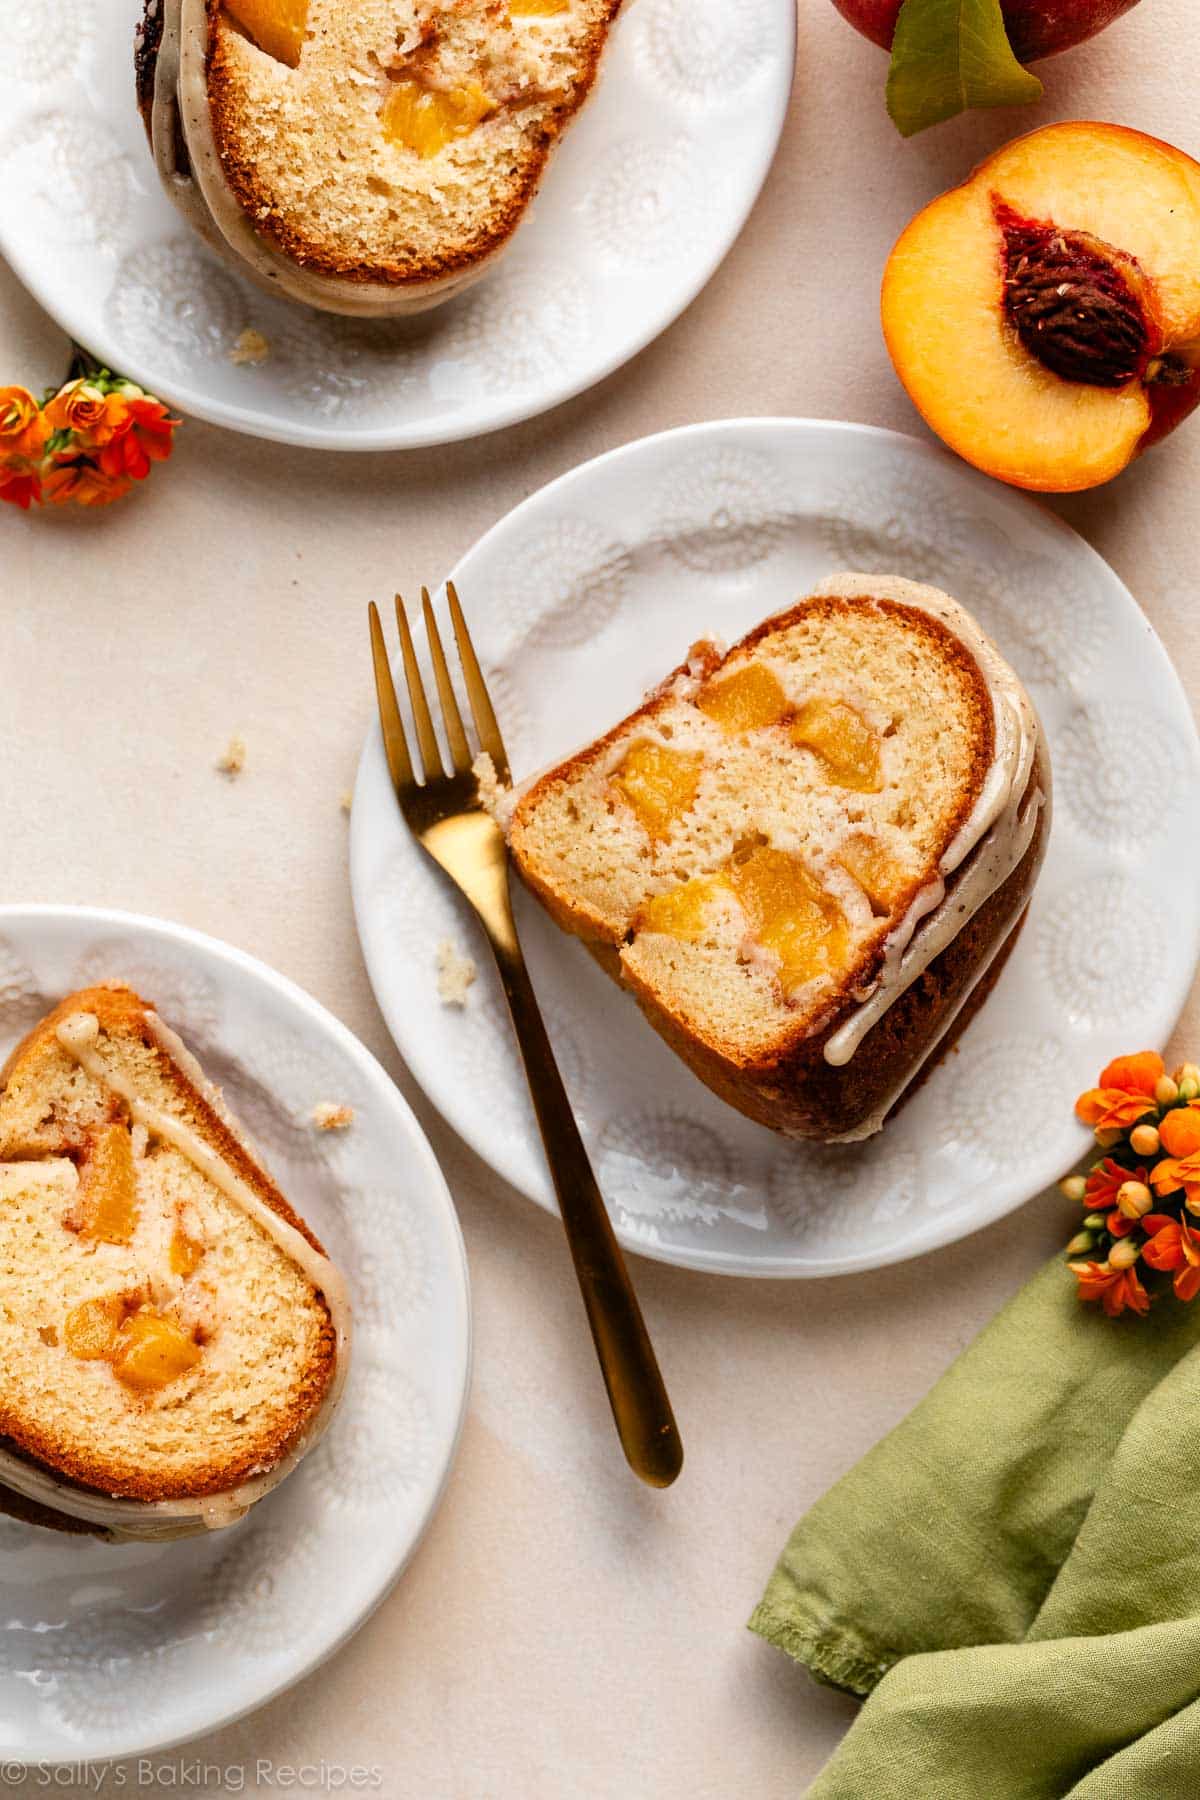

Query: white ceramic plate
left=0, top=0, right=794, bottom=451
left=351, top=418, right=1200, bottom=1278
left=0, top=907, right=471, bottom=1764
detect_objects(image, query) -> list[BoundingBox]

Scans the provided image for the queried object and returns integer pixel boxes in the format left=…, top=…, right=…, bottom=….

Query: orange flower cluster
left=1064, top=1051, right=1200, bottom=1316
left=0, top=370, right=180, bottom=511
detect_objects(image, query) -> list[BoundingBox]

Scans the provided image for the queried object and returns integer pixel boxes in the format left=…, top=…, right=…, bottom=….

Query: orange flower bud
left=1156, top=1076, right=1181, bottom=1106
left=1100, top=1052, right=1165, bottom=1096
left=0, top=385, right=48, bottom=460
left=1159, top=1108, right=1200, bottom=1159
left=1130, top=1124, right=1161, bottom=1158
left=1117, top=1180, right=1153, bottom=1220
left=43, top=380, right=127, bottom=447
left=1095, top=1127, right=1124, bottom=1149
left=1110, top=1238, right=1141, bottom=1270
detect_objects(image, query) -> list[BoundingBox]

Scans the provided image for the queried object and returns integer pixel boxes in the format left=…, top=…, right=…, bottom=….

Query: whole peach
left=832, top=0, right=1141, bottom=62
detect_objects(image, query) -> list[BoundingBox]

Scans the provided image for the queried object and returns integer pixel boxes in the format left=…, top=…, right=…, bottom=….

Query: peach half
left=881, top=122, right=1200, bottom=492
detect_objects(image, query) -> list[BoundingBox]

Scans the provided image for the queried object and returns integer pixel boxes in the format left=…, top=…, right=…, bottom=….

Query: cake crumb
left=436, top=938, right=477, bottom=1007
left=216, top=734, right=246, bottom=778
left=230, top=327, right=271, bottom=367
left=473, top=752, right=515, bottom=832
left=339, top=789, right=354, bottom=815
left=312, top=1102, right=355, bottom=1132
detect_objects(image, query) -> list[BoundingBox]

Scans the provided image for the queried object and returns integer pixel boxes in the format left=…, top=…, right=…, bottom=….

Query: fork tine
left=395, top=593, right=444, bottom=782
left=446, top=580, right=512, bottom=786
left=422, top=587, right=473, bottom=776
left=369, top=601, right=415, bottom=798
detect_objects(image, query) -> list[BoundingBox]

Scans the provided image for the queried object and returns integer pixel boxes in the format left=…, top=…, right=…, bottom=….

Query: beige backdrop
left=3, top=1, right=1198, bottom=1793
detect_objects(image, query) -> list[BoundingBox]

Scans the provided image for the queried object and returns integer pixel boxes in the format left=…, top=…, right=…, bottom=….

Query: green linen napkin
left=750, top=1255, right=1200, bottom=1798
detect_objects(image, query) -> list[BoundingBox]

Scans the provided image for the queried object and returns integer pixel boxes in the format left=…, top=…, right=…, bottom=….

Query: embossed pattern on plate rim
left=0, top=902, right=471, bottom=1765
left=0, top=0, right=796, bottom=450
left=350, top=417, right=1200, bottom=1279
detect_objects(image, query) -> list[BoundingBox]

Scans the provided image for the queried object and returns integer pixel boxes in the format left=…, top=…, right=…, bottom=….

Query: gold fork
left=369, top=583, right=683, bottom=1489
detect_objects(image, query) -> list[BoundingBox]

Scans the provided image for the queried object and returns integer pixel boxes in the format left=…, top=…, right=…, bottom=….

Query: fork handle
left=488, top=932, right=683, bottom=1489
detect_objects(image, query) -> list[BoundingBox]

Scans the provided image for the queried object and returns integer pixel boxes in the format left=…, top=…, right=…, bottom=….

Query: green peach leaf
left=886, top=0, right=1044, bottom=138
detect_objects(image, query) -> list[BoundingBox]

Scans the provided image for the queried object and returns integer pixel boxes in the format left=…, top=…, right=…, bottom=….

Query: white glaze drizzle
left=823, top=885, right=1037, bottom=1144
left=151, top=0, right=505, bottom=316
left=0, top=1012, right=350, bottom=1540
left=812, top=574, right=1048, bottom=1068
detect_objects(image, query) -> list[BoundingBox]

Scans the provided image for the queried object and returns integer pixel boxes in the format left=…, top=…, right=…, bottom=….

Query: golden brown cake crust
left=204, top=0, right=625, bottom=289
left=0, top=985, right=338, bottom=1503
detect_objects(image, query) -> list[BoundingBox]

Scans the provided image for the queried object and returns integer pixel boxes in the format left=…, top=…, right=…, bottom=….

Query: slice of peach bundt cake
left=509, top=574, right=1050, bottom=1141
left=137, top=0, right=624, bottom=313
left=0, top=985, right=349, bottom=1538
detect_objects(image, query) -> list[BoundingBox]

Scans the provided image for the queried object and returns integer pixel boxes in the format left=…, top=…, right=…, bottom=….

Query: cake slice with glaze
left=508, top=575, right=1050, bottom=1142
left=137, top=0, right=623, bottom=314
left=0, top=985, right=350, bottom=1539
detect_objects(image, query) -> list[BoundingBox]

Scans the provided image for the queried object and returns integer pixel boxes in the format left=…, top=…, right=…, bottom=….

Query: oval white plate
left=351, top=418, right=1200, bottom=1278
left=0, top=0, right=794, bottom=451
left=0, top=906, right=470, bottom=1763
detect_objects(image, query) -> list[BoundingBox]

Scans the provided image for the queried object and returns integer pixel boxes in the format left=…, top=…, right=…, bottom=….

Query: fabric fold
left=751, top=1254, right=1200, bottom=1795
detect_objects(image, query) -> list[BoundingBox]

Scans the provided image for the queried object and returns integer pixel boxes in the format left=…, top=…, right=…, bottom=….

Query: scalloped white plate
left=351, top=418, right=1200, bottom=1277
left=0, top=906, right=471, bottom=1763
left=0, top=0, right=794, bottom=450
